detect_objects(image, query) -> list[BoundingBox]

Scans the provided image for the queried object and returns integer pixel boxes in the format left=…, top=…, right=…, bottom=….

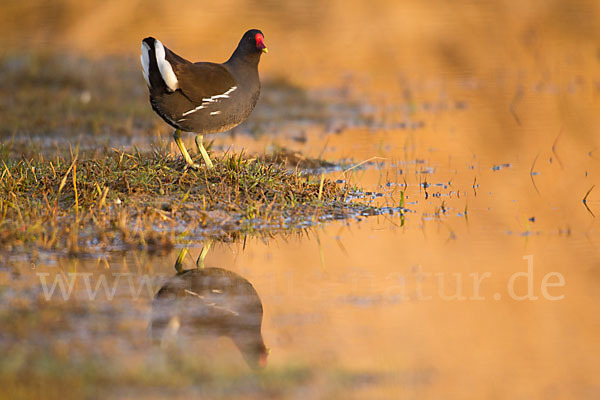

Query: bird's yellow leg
left=174, top=248, right=188, bottom=274
left=194, top=134, right=214, bottom=169
left=173, top=129, right=200, bottom=169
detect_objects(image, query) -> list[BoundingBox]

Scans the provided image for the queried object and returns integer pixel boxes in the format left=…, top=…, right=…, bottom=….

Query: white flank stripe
left=154, top=40, right=179, bottom=91
left=182, top=105, right=205, bottom=116
left=180, top=86, right=237, bottom=117
left=140, top=42, right=151, bottom=87
left=202, top=86, right=237, bottom=102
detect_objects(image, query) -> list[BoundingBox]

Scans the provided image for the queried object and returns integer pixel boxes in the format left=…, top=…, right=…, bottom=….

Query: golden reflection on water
left=1, top=0, right=600, bottom=398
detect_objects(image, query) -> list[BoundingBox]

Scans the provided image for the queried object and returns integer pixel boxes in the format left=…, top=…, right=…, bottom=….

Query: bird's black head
left=229, top=29, right=268, bottom=64
left=237, top=336, right=270, bottom=370
left=240, top=29, right=268, bottom=54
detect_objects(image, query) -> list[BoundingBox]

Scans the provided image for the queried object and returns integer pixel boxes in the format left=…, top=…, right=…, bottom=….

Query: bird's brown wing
left=164, top=48, right=237, bottom=105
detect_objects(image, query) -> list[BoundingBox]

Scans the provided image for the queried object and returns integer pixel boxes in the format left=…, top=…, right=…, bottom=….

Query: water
left=1, top=0, right=600, bottom=398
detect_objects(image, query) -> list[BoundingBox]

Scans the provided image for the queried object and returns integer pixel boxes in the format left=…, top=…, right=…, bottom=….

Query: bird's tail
left=140, top=37, right=179, bottom=92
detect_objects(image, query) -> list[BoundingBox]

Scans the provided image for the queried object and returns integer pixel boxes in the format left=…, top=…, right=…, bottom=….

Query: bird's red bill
left=258, top=351, right=269, bottom=368
left=255, top=33, right=268, bottom=53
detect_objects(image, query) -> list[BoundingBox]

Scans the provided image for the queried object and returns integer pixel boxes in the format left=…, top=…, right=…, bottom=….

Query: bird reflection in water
left=149, top=244, right=269, bottom=369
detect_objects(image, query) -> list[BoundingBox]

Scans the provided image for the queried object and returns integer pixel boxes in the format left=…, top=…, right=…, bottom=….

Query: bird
left=140, top=29, right=268, bottom=169
left=149, top=266, right=269, bottom=369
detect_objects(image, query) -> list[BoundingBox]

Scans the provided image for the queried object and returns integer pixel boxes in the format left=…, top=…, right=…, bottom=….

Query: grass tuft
left=0, top=148, right=374, bottom=255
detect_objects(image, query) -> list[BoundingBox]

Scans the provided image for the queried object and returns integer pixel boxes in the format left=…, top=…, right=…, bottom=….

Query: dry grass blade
left=73, top=163, right=79, bottom=215
left=582, top=185, right=595, bottom=218
left=530, top=152, right=540, bottom=195
left=98, top=187, right=109, bottom=210
left=318, top=173, right=325, bottom=201
left=552, top=130, right=563, bottom=169
left=57, top=157, right=77, bottom=196
left=510, top=85, right=524, bottom=126
left=338, top=156, right=386, bottom=179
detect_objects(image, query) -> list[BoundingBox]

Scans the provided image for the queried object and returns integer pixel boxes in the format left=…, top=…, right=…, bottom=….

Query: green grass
left=0, top=146, right=374, bottom=256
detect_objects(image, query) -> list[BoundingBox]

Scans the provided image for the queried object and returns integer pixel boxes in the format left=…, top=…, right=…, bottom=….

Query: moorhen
left=149, top=267, right=269, bottom=369
left=141, top=29, right=268, bottom=169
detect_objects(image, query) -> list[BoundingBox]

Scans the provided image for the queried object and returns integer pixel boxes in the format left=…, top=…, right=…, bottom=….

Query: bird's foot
left=184, top=161, right=201, bottom=171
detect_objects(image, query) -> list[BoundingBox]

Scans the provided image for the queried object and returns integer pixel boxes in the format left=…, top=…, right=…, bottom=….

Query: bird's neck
left=225, top=55, right=261, bottom=90
left=231, top=329, right=266, bottom=367
left=226, top=49, right=261, bottom=71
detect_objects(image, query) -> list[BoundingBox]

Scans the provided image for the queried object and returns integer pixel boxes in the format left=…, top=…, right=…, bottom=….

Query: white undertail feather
left=154, top=39, right=179, bottom=92
left=140, top=42, right=151, bottom=87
